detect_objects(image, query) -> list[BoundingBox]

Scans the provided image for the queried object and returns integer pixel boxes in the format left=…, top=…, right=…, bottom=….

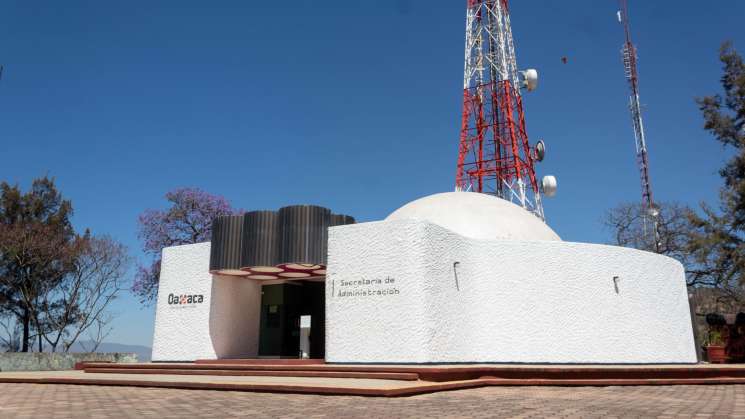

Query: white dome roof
left=386, top=192, right=561, bottom=241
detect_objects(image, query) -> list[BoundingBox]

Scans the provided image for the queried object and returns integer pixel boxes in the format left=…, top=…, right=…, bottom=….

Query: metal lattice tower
left=618, top=0, right=660, bottom=251
left=455, top=0, right=549, bottom=219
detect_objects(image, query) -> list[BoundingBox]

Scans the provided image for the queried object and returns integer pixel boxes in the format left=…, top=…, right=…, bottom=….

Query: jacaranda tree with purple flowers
left=133, top=188, right=240, bottom=304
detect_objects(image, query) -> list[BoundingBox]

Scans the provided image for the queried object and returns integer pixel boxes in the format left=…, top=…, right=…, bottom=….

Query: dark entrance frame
left=258, top=281, right=325, bottom=359
left=208, top=204, right=354, bottom=360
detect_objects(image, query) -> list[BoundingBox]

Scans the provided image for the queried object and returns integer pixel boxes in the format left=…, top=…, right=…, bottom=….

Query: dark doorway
left=258, top=281, right=325, bottom=358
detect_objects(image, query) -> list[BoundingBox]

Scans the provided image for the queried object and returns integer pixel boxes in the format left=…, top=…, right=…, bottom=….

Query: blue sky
left=1, top=1, right=744, bottom=347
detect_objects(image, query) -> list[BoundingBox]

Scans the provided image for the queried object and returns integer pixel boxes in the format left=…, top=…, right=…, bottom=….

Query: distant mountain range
left=67, top=341, right=152, bottom=362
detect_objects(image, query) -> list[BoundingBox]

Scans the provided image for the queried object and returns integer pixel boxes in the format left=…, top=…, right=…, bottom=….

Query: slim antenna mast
left=618, top=0, right=660, bottom=252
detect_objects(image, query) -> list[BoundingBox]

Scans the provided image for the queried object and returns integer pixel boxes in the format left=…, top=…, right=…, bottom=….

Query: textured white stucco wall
left=326, top=219, right=697, bottom=364
left=151, top=242, right=261, bottom=361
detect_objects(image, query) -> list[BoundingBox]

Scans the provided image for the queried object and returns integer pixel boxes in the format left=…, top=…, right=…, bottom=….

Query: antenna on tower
left=617, top=0, right=661, bottom=252
left=455, top=0, right=555, bottom=221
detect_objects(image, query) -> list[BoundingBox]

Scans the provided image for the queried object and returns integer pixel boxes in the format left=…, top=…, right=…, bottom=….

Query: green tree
left=686, top=42, right=745, bottom=299
left=0, top=177, right=80, bottom=351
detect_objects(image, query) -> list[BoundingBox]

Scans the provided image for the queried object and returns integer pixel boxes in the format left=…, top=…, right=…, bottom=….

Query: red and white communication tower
left=617, top=0, right=660, bottom=250
left=455, top=0, right=555, bottom=220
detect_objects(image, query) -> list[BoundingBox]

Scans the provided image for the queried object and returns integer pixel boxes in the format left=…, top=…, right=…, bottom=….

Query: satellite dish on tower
left=521, top=69, right=538, bottom=91
left=534, top=140, right=546, bottom=162
left=541, top=175, right=557, bottom=197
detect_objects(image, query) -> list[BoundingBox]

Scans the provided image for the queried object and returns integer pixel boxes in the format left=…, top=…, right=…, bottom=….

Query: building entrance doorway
left=258, top=281, right=325, bottom=358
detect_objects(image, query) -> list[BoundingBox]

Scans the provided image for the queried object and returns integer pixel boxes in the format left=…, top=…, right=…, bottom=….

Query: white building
left=152, top=192, right=697, bottom=364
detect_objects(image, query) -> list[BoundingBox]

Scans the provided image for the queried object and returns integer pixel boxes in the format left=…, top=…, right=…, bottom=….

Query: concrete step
left=83, top=367, right=419, bottom=381
left=195, top=358, right=324, bottom=365
left=77, top=362, right=745, bottom=385
left=7, top=370, right=745, bottom=398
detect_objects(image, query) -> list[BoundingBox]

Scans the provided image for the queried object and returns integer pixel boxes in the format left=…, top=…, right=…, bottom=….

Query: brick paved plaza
left=0, top=384, right=744, bottom=418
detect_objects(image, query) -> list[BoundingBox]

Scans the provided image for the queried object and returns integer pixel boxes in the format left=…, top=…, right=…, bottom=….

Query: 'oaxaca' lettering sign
left=168, top=293, right=205, bottom=307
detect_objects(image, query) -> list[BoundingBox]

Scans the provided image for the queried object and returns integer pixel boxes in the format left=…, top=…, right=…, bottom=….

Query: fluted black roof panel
left=279, top=205, right=331, bottom=266
left=241, top=210, right=279, bottom=268
left=209, top=215, right=244, bottom=272
left=209, top=205, right=355, bottom=272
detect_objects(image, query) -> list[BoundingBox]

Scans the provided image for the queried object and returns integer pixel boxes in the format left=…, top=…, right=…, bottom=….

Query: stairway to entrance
left=4, top=361, right=745, bottom=397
